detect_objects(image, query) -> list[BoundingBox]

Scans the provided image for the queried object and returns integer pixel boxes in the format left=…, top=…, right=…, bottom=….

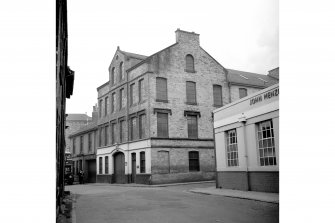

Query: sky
left=66, top=0, right=279, bottom=115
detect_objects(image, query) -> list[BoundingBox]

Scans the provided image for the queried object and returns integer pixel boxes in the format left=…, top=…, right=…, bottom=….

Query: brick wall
left=97, top=174, right=112, bottom=183
left=152, top=172, right=215, bottom=184
left=217, top=171, right=249, bottom=191
left=97, top=50, right=149, bottom=145
left=151, top=147, right=215, bottom=184
left=249, top=171, right=279, bottom=193
left=65, top=120, right=89, bottom=152
left=217, top=171, right=279, bottom=193
left=145, top=34, right=229, bottom=139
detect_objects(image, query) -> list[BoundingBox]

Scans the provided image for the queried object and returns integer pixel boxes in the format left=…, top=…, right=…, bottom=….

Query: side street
left=63, top=182, right=278, bottom=223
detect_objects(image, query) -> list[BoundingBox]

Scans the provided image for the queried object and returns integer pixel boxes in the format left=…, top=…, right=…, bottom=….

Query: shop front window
left=226, top=129, right=239, bottom=167
left=257, top=120, right=276, bottom=166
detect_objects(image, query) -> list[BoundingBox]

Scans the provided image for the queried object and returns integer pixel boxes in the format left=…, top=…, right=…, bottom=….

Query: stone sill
left=156, top=99, right=169, bottom=103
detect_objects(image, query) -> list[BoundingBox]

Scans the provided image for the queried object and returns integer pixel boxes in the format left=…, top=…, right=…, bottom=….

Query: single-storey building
left=213, top=84, right=279, bottom=193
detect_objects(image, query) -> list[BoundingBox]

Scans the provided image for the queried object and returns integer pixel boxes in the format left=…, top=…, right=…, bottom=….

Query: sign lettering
left=250, top=88, right=279, bottom=106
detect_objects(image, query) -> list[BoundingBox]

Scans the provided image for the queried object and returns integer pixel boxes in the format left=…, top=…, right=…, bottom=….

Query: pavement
left=56, top=192, right=75, bottom=223
left=83, top=181, right=279, bottom=204
left=92, top=180, right=216, bottom=187
left=189, top=187, right=279, bottom=204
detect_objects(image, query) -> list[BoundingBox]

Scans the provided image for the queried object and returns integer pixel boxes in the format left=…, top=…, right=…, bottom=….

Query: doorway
left=113, top=152, right=125, bottom=183
left=86, top=159, right=96, bottom=183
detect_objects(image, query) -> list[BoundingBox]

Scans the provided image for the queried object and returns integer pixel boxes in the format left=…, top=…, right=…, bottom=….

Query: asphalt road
left=66, top=183, right=279, bottom=223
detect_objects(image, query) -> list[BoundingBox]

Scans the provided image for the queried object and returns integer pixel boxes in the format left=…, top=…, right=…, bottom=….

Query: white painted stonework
left=214, top=84, right=279, bottom=173
left=96, top=139, right=152, bottom=175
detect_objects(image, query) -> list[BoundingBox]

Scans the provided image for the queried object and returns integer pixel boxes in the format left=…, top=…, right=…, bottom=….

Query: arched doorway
left=113, top=152, right=125, bottom=183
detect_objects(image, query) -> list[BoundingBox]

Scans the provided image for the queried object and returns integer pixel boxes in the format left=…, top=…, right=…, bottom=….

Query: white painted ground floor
left=96, top=138, right=216, bottom=184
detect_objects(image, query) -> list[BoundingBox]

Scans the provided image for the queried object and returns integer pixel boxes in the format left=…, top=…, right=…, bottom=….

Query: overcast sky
left=66, top=0, right=278, bottom=115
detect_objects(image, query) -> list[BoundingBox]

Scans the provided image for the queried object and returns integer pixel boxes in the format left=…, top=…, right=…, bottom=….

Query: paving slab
left=189, top=186, right=279, bottom=204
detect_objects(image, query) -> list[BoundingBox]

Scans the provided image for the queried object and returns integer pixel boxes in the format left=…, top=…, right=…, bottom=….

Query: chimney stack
left=175, top=28, right=200, bottom=45
left=92, top=104, right=98, bottom=123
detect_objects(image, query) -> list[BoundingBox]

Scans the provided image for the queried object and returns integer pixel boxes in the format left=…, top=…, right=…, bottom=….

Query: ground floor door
left=131, top=153, right=136, bottom=183
left=114, top=152, right=125, bottom=183
left=86, top=160, right=96, bottom=183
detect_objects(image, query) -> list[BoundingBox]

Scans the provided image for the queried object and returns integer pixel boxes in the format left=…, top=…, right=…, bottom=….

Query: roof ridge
left=126, top=42, right=179, bottom=73
left=227, top=68, right=266, bottom=76
left=119, top=50, right=147, bottom=58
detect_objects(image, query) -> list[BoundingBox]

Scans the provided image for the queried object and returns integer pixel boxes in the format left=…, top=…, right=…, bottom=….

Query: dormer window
left=185, top=54, right=195, bottom=73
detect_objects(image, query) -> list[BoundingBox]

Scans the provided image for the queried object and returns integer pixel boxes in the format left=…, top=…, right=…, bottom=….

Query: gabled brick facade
left=94, top=29, right=232, bottom=184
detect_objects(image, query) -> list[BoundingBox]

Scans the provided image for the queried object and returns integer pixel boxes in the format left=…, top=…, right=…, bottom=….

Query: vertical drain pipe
left=239, top=113, right=250, bottom=191
left=212, top=112, right=219, bottom=188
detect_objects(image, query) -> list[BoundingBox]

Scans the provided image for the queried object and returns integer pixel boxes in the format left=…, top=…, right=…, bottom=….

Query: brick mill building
left=65, top=113, right=93, bottom=153
left=93, top=29, right=231, bottom=184
left=69, top=105, right=99, bottom=183
left=69, top=29, right=279, bottom=185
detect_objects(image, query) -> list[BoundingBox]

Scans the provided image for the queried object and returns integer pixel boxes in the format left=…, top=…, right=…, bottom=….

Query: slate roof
left=227, top=69, right=279, bottom=88
left=66, top=113, right=92, bottom=121
left=69, top=122, right=97, bottom=138
left=119, top=50, right=147, bottom=60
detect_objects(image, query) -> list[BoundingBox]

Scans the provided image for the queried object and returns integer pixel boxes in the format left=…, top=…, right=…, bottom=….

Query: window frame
left=156, top=77, right=168, bottom=102
left=99, top=99, right=102, bottom=117
left=119, top=62, right=124, bottom=81
left=104, top=96, right=108, bottom=116
left=138, top=79, right=143, bottom=102
left=188, top=151, right=200, bottom=172
left=119, top=88, right=124, bottom=110
left=213, top=84, right=223, bottom=107
left=157, top=112, right=169, bottom=138
left=105, top=156, right=109, bottom=174
left=226, top=129, right=239, bottom=167
left=99, top=127, right=102, bottom=147
left=111, top=92, right=116, bottom=113
left=130, top=83, right=135, bottom=106
left=111, top=67, right=115, bottom=85
left=80, top=136, right=83, bottom=153
left=257, top=120, right=277, bottom=166
left=130, top=117, right=137, bottom=141
left=120, top=120, right=125, bottom=143
left=72, top=137, right=76, bottom=154
left=104, top=125, right=108, bottom=146
left=88, top=133, right=92, bottom=152
left=185, top=54, right=195, bottom=73
left=99, top=157, right=102, bottom=174
left=239, top=88, right=248, bottom=99
left=111, top=122, right=116, bottom=144
left=186, top=81, right=197, bottom=105
left=187, top=115, right=198, bottom=139
left=139, top=114, right=146, bottom=139
left=140, top=151, right=145, bottom=173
